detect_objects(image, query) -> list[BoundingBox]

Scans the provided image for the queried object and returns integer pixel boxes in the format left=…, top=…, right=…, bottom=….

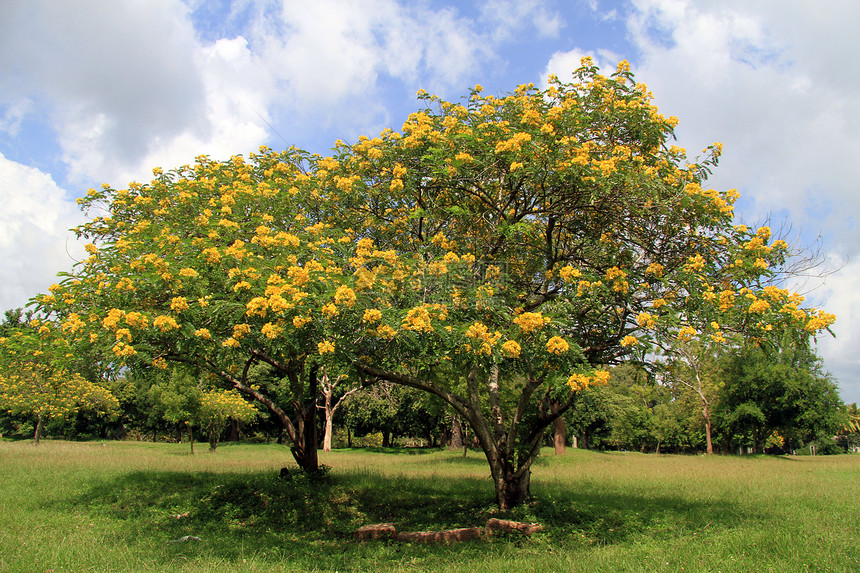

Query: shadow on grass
left=62, top=464, right=752, bottom=570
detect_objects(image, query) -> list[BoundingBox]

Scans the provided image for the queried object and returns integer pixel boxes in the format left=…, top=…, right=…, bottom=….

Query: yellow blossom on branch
left=153, top=315, right=179, bottom=332
left=501, top=340, right=521, bottom=358
left=362, top=309, right=382, bottom=323
left=546, top=336, right=570, bottom=355
left=620, top=335, right=638, bottom=347
left=513, top=312, right=550, bottom=334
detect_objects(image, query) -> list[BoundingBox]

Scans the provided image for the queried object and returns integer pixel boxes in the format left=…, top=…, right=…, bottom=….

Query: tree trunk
left=449, top=414, right=464, bottom=449
left=551, top=401, right=566, bottom=455
left=322, top=402, right=335, bottom=452
left=228, top=418, right=239, bottom=442
left=355, top=363, right=555, bottom=510
left=485, top=449, right=535, bottom=511
left=209, top=428, right=219, bottom=452
left=186, top=422, right=195, bottom=455
left=497, top=470, right=532, bottom=510
left=382, top=430, right=391, bottom=448
left=34, top=413, right=44, bottom=445
left=302, top=401, right=318, bottom=469
left=704, top=413, right=714, bottom=455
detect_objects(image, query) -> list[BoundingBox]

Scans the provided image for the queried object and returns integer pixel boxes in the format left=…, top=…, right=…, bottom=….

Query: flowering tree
left=39, top=59, right=833, bottom=508
left=199, top=388, right=258, bottom=451
left=0, top=321, right=118, bottom=443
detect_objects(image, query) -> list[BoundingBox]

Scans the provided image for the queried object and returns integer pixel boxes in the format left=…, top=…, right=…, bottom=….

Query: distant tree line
left=2, top=306, right=853, bottom=455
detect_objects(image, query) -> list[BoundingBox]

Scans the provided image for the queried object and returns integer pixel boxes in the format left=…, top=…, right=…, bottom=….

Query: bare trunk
left=186, top=422, right=195, bottom=455
left=34, top=413, right=44, bottom=445
left=551, top=401, right=566, bottom=455
left=322, top=404, right=334, bottom=452
left=319, top=367, right=359, bottom=453
left=321, top=369, right=335, bottom=453
left=449, top=414, right=464, bottom=449
left=704, top=405, right=714, bottom=454
left=209, top=427, right=219, bottom=452
left=484, top=441, right=537, bottom=510
left=303, top=401, right=318, bottom=468
left=292, top=364, right=319, bottom=470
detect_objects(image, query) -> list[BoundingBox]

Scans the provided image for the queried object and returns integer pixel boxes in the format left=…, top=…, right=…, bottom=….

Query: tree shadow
left=59, top=465, right=755, bottom=570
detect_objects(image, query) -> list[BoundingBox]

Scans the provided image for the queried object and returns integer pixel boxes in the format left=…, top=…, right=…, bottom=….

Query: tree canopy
left=35, top=59, right=834, bottom=508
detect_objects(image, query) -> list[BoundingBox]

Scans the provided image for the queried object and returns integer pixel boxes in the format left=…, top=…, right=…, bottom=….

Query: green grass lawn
left=1, top=440, right=858, bottom=572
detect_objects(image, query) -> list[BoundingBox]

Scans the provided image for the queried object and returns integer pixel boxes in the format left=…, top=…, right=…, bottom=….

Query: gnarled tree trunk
left=357, top=363, right=573, bottom=510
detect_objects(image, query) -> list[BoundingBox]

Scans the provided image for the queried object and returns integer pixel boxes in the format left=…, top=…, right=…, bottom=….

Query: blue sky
left=2, top=0, right=859, bottom=402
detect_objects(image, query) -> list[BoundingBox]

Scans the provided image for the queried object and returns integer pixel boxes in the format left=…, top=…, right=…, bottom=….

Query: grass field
left=1, top=440, right=858, bottom=572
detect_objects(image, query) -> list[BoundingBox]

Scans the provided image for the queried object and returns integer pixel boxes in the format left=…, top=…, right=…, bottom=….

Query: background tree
left=663, top=342, right=725, bottom=453
left=340, top=383, right=448, bottom=448
left=318, top=367, right=362, bottom=452
left=717, top=338, right=842, bottom=453
left=198, top=388, right=258, bottom=451
left=0, top=320, right=118, bottom=443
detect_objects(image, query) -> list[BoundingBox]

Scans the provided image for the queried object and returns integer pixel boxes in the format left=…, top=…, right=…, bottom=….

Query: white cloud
left=625, top=1, right=860, bottom=244
left=0, top=154, right=86, bottom=311
left=480, top=0, right=563, bottom=42
left=542, top=47, right=621, bottom=85
left=246, top=0, right=493, bottom=131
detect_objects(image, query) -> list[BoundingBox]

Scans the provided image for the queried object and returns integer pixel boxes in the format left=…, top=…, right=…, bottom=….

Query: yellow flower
left=748, top=299, right=771, bottom=313
left=620, top=335, right=638, bottom=347
left=261, top=322, right=283, bottom=339
left=362, top=309, right=382, bottom=323
left=194, top=328, right=212, bottom=339
left=153, top=315, right=180, bottom=332
left=546, top=336, right=569, bottom=355
left=558, top=266, right=581, bottom=282
left=170, top=297, right=189, bottom=312
left=677, top=326, right=697, bottom=341
left=376, top=324, right=397, bottom=340
left=334, top=285, right=356, bottom=307
left=566, top=369, right=610, bottom=392
left=636, top=312, right=656, bottom=329
left=501, top=340, right=521, bottom=358
left=321, top=303, right=339, bottom=318
left=318, top=340, right=335, bottom=355
left=513, top=312, right=550, bottom=334
left=402, top=306, right=434, bottom=333
left=287, top=265, right=310, bottom=286
left=112, top=342, right=137, bottom=358
left=646, top=262, right=664, bottom=276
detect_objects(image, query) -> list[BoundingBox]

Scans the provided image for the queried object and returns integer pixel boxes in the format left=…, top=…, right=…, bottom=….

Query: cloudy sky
left=2, top=0, right=858, bottom=402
